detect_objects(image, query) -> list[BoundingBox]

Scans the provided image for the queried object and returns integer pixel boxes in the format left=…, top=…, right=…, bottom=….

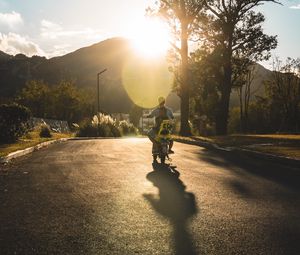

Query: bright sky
left=0, top=0, right=299, bottom=66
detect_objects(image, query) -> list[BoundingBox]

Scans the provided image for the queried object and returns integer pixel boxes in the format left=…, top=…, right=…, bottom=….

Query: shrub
left=109, top=123, right=122, bottom=137
left=76, top=114, right=121, bottom=137
left=118, top=120, right=138, bottom=136
left=39, top=124, right=52, bottom=138
left=76, top=119, right=96, bottom=137
left=0, top=104, right=31, bottom=144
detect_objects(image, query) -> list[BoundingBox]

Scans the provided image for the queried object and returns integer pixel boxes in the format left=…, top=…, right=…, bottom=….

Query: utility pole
left=97, top=69, right=107, bottom=136
left=97, top=69, right=107, bottom=114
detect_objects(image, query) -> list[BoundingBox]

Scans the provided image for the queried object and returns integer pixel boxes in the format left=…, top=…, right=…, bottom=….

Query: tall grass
left=77, top=113, right=138, bottom=137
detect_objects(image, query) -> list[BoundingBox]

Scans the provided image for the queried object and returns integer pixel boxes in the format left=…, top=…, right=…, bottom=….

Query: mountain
left=0, top=37, right=274, bottom=112
left=230, top=63, right=273, bottom=106
left=0, top=52, right=47, bottom=99
left=0, top=51, right=12, bottom=62
left=0, top=37, right=180, bottom=112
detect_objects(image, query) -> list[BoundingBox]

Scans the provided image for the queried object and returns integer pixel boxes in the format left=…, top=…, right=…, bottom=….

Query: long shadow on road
left=144, top=163, right=198, bottom=255
left=197, top=148, right=300, bottom=254
left=198, top=148, right=300, bottom=191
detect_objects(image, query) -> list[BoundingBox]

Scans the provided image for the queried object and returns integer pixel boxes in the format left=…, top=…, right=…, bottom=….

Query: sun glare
left=122, top=56, right=173, bottom=109
left=121, top=17, right=173, bottom=109
left=128, top=18, right=171, bottom=58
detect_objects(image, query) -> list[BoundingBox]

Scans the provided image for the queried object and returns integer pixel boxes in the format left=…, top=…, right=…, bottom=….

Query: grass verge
left=173, top=134, right=300, bottom=159
left=0, top=131, right=73, bottom=158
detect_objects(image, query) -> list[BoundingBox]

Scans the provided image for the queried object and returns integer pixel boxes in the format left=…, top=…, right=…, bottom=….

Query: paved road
left=0, top=138, right=299, bottom=255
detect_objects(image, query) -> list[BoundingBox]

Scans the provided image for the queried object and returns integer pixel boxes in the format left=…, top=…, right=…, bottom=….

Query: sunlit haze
left=127, top=18, right=171, bottom=58
left=0, top=0, right=299, bottom=65
left=122, top=55, right=173, bottom=109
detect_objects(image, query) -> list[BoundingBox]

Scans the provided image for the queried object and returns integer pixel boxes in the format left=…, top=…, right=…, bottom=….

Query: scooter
left=152, top=120, right=173, bottom=164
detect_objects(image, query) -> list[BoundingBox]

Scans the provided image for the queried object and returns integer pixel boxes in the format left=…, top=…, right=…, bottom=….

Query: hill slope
left=230, top=63, right=273, bottom=106
left=0, top=38, right=180, bottom=112
left=0, top=37, right=274, bottom=112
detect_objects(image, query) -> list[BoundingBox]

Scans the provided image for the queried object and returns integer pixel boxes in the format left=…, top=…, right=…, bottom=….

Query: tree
left=189, top=48, right=221, bottom=134
left=17, top=80, right=52, bottom=118
left=237, top=64, right=261, bottom=133
left=52, top=81, right=93, bottom=123
left=16, top=80, right=93, bottom=123
left=266, top=57, right=300, bottom=132
left=0, top=104, right=31, bottom=143
left=149, top=0, right=205, bottom=136
left=199, top=0, right=279, bottom=135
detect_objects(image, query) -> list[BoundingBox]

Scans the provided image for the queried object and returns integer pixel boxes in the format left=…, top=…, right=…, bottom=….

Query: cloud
left=40, top=19, right=102, bottom=40
left=39, top=19, right=107, bottom=57
left=46, top=44, right=71, bottom=58
left=0, top=11, right=23, bottom=29
left=290, top=4, right=300, bottom=9
left=41, top=19, right=62, bottom=39
left=0, top=32, right=45, bottom=57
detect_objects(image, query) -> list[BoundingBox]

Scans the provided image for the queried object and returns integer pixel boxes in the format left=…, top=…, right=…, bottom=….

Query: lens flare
left=127, top=17, right=171, bottom=58
left=122, top=55, right=173, bottom=109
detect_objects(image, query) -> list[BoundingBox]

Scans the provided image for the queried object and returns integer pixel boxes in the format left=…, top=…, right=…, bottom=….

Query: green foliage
left=229, top=97, right=282, bottom=134
left=192, top=0, right=279, bottom=135
left=190, top=49, right=220, bottom=124
left=229, top=58, right=300, bottom=134
left=39, top=124, right=52, bottom=138
left=52, top=81, right=92, bottom=123
left=247, top=100, right=272, bottom=133
left=16, top=80, right=93, bottom=123
left=265, top=58, right=300, bottom=132
left=0, top=104, right=31, bottom=143
left=17, top=80, right=51, bottom=118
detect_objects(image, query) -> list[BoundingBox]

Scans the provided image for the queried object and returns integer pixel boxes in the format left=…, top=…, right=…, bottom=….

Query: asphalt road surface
left=0, top=138, right=299, bottom=255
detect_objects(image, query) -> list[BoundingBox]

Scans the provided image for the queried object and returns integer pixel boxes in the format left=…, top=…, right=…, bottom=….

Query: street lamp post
left=97, top=69, right=107, bottom=114
left=97, top=68, right=107, bottom=136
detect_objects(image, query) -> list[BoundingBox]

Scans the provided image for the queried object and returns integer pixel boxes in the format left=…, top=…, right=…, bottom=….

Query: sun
left=121, top=17, right=173, bottom=108
left=127, top=18, right=171, bottom=58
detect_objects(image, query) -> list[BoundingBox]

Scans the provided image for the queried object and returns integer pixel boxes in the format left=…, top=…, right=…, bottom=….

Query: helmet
left=158, top=96, right=165, bottom=105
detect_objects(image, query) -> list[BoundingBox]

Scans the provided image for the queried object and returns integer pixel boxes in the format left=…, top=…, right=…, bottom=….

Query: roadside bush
left=76, top=114, right=121, bottom=137
left=77, top=119, right=97, bottom=137
left=109, top=123, right=122, bottom=137
left=0, top=104, right=31, bottom=144
left=119, top=120, right=138, bottom=136
left=39, top=124, right=52, bottom=138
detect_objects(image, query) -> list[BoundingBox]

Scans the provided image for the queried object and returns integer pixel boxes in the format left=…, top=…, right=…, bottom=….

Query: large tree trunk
left=180, top=87, right=191, bottom=136
left=179, top=17, right=192, bottom=136
left=215, top=28, right=233, bottom=136
left=216, top=87, right=231, bottom=135
left=216, top=61, right=232, bottom=135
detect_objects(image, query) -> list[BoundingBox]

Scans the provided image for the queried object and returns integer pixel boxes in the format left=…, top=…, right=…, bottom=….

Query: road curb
left=0, top=137, right=143, bottom=164
left=174, top=138, right=300, bottom=169
left=0, top=138, right=69, bottom=164
left=68, top=137, right=145, bottom=140
left=69, top=137, right=121, bottom=140
left=232, top=147, right=300, bottom=168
